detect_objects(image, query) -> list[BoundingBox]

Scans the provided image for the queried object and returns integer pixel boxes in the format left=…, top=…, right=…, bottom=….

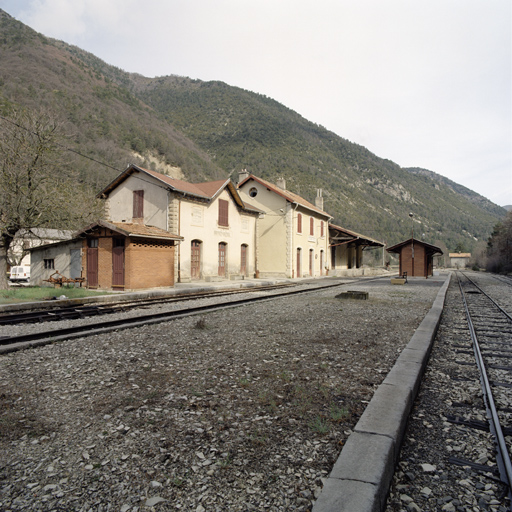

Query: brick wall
left=82, top=231, right=176, bottom=290
left=125, top=239, right=175, bottom=289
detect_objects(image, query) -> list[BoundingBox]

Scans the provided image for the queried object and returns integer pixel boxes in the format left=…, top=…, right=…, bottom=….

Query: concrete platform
left=312, top=273, right=451, bottom=512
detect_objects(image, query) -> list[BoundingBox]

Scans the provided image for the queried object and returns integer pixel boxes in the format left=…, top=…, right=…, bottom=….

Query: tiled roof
left=100, top=165, right=256, bottom=211
left=238, top=175, right=331, bottom=218
left=140, top=167, right=227, bottom=199
left=76, top=220, right=183, bottom=241
left=387, top=238, right=443, bottom=255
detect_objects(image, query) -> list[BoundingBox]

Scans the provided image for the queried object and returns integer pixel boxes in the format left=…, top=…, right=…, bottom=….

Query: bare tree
left=0, top=107, right=103, bottom=289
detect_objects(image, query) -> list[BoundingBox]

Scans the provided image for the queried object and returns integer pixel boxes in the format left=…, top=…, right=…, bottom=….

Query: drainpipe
left=254, top=213, right=260, bottom=278
left=177, top=199, right=181, bottom=283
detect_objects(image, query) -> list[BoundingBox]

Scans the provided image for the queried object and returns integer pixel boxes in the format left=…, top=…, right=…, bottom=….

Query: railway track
left=456, top=271, right=512, bottom=501
left=387, top=272, right=512, bottom=511
left=0, top=278, right=359, bottom=353
left=0, top=282, right=296, bottom=325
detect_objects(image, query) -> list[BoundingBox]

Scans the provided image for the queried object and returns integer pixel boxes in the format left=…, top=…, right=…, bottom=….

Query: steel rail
left=0, top=283, right=297, bottom=325
left=457, top=272, right=512, bottom=498
left=461, top=272, right=512, bottom=322
left=0, top=279, right=355, bottom=352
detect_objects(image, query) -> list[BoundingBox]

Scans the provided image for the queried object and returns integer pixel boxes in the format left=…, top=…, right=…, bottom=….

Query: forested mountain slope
left=0, top=8, right=506, bottom=252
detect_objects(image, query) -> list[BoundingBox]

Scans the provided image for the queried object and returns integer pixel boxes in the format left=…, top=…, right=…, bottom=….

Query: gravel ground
left=386, top=272, right=512, bottom=512
left=0, top=277, right=441, bottom=511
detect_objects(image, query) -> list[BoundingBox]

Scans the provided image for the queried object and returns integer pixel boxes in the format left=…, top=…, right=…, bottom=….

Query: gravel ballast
left=386, top=272, right=512, bottom=512
left=0, top=277, right=442, bottom=511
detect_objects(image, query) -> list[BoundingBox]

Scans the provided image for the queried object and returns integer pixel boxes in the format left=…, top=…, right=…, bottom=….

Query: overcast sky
left=2, top=0, right=511, bottom=207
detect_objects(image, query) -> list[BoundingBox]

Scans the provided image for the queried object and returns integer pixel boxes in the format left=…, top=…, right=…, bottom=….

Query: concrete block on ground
left=390, top=278, right=406, bottom=285
left=335, top=290, right=369, bottom=300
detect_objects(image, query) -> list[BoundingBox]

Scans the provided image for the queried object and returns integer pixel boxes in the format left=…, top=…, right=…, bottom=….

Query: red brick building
left=77, top=220, right=182, bottom=290
left=386, top=238, right=443, bottom=278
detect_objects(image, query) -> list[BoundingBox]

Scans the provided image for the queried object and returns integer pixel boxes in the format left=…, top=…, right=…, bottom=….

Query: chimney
left=276, top=177, right=286, bottom=190
left=315, top=189, right=324, bottom=211
left=237, top=169, right=250, bottom=184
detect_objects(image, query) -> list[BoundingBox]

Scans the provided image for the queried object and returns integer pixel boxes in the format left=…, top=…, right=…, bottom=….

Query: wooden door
left=112, top=238, right=125, bottom=288
left=296, top=248, right=301, bottom=278
left=240, top=244, right=247, bottom=275
left=218, top=243, right=226, bottom=276
left=309, top=249, right=313, bottom=276
left=87, top=239, right=98, bottom=287
left=191, top=241, right=201, bottom=279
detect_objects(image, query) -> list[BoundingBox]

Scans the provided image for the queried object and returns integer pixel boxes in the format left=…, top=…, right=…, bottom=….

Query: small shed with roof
left=386, top=238, right=443, bottom=278
left=76, top=220, right=183, bottom=290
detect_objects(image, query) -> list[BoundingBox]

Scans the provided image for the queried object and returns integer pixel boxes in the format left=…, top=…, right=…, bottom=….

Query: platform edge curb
left=312, top=272, right=452, bottom=512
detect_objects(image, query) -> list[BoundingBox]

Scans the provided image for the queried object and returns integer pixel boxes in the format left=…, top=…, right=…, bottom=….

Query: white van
left=9, top=266, right=30, bottom=282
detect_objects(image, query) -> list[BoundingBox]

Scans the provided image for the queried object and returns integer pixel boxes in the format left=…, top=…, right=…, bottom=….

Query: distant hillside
left=0, top=9, right=222, bottom=187
left=0, top=8, right=507, bottom=252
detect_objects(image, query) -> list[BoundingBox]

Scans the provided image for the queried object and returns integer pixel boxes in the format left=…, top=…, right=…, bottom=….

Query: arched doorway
left=191, top=240, right=202, bottom=279
left=218, top=242, right=227, bottom=277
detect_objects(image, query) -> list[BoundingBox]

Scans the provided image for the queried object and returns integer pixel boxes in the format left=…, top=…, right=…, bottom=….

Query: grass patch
left=0, top=286, right=111, bottom=304
left=329, top=404, right=349, bottom=422
left=308, top=416, right=330, bottom=434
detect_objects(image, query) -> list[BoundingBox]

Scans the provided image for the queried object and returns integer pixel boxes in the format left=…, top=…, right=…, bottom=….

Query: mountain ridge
left=0, top=8, right=506, bottom=254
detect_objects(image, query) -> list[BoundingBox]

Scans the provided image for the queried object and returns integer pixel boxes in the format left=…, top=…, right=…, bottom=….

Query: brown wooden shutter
left=310, top=217, right=314, bottom=236
left=297, top=213, right=302, bottom=233
left=133, top=190, right=144, bottom=219
left=218, top=199, right=229, bottom=227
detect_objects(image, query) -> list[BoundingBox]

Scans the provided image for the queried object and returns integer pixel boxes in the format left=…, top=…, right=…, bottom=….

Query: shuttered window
left=320, top=221, right=324, bottom=237
left=133, top=190, right=144, bottom=219
left=310, top=217, right=314, bottom=236
left=297, top=213, right=302, bottom=233
left=218, top=199, right=229, bottom=227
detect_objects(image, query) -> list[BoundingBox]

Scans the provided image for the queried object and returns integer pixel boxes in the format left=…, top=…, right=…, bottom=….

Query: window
left=320, top=221, right=324, bottom=238
left=44, top=259, right=55, bottom=269
left=133, top=190, right=144, bottom=219
left=249, top=187, right=258, bottom=198
left=87, top=238, right=98, bottom=248
left=310, top=217, right=314, bottom=236
left=218, top=199, right=229, bottom=227
left=297, top=213, right=302, bottom=233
